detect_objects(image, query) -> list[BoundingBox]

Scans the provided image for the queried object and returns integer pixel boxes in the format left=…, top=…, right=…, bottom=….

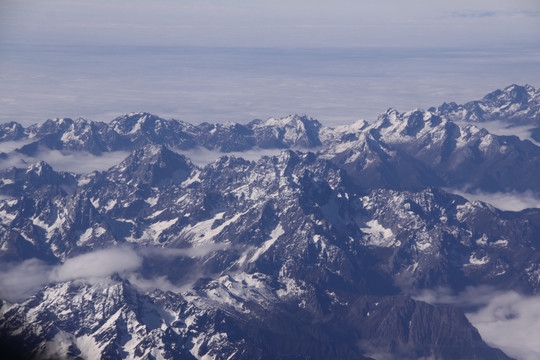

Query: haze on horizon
left=0, top=0, right=539, bottom=126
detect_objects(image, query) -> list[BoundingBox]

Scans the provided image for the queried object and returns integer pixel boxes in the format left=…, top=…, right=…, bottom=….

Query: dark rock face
left=2, top=85, right=540, bottom=359
left=0, top=121, right=26, bottom=141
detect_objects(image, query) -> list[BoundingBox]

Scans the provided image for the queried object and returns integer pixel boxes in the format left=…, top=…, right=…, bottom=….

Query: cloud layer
left=467, top=291, right=540, bottom=360
left=0, top=247, right=143, bottom=302
left=455, top=120, right=540, bottom=146
left=0, top=145, right=129, bottom=173
left=49, top=247, right=142, bottom=282
left=0, top=242, right=230, bottom=303
left=1, top=44, right=539, bottom=128
left=415, top=287, right=540, bottom=360
left=2, top=1, right=539, bottom=48
left=174, top=147, right=285, bottom=166
left=448, top=189, right=540, bottom=211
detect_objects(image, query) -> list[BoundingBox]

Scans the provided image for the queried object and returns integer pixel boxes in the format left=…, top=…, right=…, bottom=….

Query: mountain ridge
left=1, top=85, right=538, bottom=359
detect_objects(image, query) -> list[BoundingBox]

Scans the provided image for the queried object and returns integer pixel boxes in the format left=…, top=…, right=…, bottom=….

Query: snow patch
left=493, top=239, right=508, bottom=247
left=104, top=199, right=116, bottom=211
left=476, top=233, right=488, bottom=246
left=78, top=228, right=93, bottom=245
left=469, top=254, right=490, bottom=266
left=361, top=219, right=397, bottom=247
left=145, top=196, right=159, bottom=207
left=149, top=218, right=178, bottom=238
left=75, top=335, right=101, bottom=360
left=249, top=224, right=284, bottom=263
left=181, top=211, right=247, bottom=246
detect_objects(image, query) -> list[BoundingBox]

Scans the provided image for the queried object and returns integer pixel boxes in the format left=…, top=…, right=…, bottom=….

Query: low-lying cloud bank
left=0, top=246, right=142, bottom=302
left=0, top=243, right=228, bottom=303
left=142, top=242, right=228, bottom=258
left=447, top=188, right=540, bottom=211
left=0, top=139, right=36, bottom=154
left=0, top=141, right=297, bottom=173
left=416, top=287, right=540, bottom=360
left=173, top=146, right=285, bottom=166
left=0, top=144, right=129, bottom=174
left=468, top=291, right=540, bottom=360
left=455, top=120, right=540, bottom=146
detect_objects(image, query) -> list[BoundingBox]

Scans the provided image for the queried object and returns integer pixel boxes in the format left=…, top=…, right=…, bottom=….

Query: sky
left=1, top=0, right=539, bottom=48
left=0, top=1, right=539, bottom=125
left=0, top=0, right=540, bottom=125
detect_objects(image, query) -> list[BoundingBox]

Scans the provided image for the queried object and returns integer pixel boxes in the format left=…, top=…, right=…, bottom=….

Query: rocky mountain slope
left=1, top=85, right=539, bottom=359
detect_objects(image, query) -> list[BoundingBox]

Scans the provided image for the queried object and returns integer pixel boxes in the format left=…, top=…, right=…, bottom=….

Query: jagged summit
left=370, top=108, right=444, bottom=139
left=1, top=84, right=538, bottom=155
left=484, top=84, right=537, bottom=104
left=108, top=144, right=194, bottom=186
left=1, top=85, right=540, bottom=359
left=110, top=112, right=169, bottom=135
left=0, top=159, right=76, bottom=197
left=250, top=114, right=322, bottom=128
left=0, top=121, right=26, bottom=141
left=432, top=84, right=540, bottom=124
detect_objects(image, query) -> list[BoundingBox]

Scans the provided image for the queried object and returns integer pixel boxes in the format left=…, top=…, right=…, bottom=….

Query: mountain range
left=1, top=84, right=539, bottom=359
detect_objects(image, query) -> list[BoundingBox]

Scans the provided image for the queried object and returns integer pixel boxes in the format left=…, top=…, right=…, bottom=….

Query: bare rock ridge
left=1, top=85, right=538, bottom=359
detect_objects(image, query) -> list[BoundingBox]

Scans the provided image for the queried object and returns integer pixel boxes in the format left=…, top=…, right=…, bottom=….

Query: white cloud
left=0, top=258, right=52, bottom=303
left=0, top=246, right=142, bottom=302
left=0, top=146, right=129, bottom=173
left=125, top=243, right=230, bottom=293
left=0, top=44, right=539, bottom=127
left=49, top=247, right=142, bottom=282
left=173, top=147, right=284, bottom=166
left=0, top=243, right=230, bottom=303
left=467, top=291, right=540, bottom=360
left=451, top=10, right=498, bottom=18
left=0, top=139, right=35, bottom=154
left=454, top=120, right=540, bottom=146
left=2, top=0, right=539, bottom=48
left=125, top=274, right=181, bottom=293
left=413, top=285, right=502, bottom=307
left=447, top=188, right=540, bottom=211
left=415, top=286, right=540, bottom=360
left=0, top=1, right=539, bottom=128
left=141, top=242, right=229, bottom=258
left=36, top=149, right=130, bottom=173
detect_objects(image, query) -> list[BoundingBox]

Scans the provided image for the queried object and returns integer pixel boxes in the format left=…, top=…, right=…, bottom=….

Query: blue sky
left=0, top=0, right=539, bottom=125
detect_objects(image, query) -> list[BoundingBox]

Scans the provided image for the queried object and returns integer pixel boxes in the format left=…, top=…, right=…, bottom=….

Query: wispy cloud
left=50, top=247, right=142, bottom=282
left=467, top=291, right=540, bottom=360
left=451, top=10, right=498, bottom=18
left=447, top=188, right=540, bottom=211
left=0, top=139, right=35, bottom=154
left=173, top=147, right=284, bottom=166
left=415, top=286, right=540, bottom=360
left=125, top=273, right=184, bottom=293
left=0, top=258, right=52, bottom=302
left=0, top=246, right=142, bottom=302
left=450, top=9, right=540, bottom=20
left=454, top=120, right=540, bottom=145
left=414, top=285, right=503, bottom=308
left=141, top=242, right=229, bottom=258
left=35, top=149, right=130, bottom=173
left=1, top=44, right=539, bottom=128
left=0, top=145, right=130, bottom=173
left=508, top=10, right=540, bottom=19
left=0, top=243, right=229, bottom=302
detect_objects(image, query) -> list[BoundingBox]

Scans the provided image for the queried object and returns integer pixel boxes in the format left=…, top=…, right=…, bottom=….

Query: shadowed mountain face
left=1, top=85, right=538, bottom=359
